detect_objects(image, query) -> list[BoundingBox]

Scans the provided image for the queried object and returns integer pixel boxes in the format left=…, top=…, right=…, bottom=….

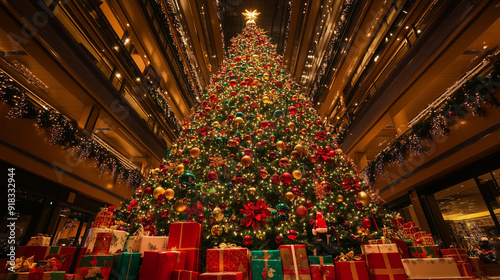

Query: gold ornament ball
left=292, top=170, right=302, bottom=180
left=212, top=121, right=220, bottom=127
left=358, top=191, right=371, bottom=206
left=153, top=186, right=166, bottom=199
left=172, top=144, right=178, bottom=152
left=190, top=147, right=201, bottom=158
left=263, top=73, right=270, bottom=80
left=262, top=95, right=270, bottom=103
left=241, top=155, right=252, bottom=167
left=288, top=122, right=296, bottom=129
left=276, top=141, right=285, bottom=151
left=336, top=194, right=344, bottom=203
left=234, top=117, right=244, bottom=124
left=176, top=164, right=185, bottom=174
left=174, top=199, right=187, bottom=213
left=211, top=225, right=223, bottom=236
left=285, top=191, right=295, bottom=201
left=213, top=207, right=224, bottom=222
left=294, top=144, right=305, bottom=153
left=335, top=148, right=343, bottom=155
left=249, top=187, right=256, bottom=195
left=164, top=188, right=175, bottom=200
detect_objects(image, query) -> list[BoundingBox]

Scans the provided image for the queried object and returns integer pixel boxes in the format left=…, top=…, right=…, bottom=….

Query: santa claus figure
left=312, top=212, right=334, bottom=255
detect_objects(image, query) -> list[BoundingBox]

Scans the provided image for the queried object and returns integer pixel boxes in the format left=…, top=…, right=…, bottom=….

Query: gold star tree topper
left=243, top=9, right=260, bottom=25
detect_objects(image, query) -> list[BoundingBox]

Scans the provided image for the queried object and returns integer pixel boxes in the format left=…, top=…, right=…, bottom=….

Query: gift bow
left=216, top=243, right=241, bottom=249
left=338, top=251, right=361, bottom=261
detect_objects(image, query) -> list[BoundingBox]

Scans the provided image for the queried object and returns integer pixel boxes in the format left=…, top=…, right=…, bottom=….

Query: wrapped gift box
left=75, top=255, right=113, bottom=280
left=91, top=208, right=115, bottom=228
left=92, top=233, right=113, bottom=255
left=27, top=236, right=51, bottom=247
left=335, top=261, right=369, bottom=280
left=308, top=256, right=333, bottom=265
left=310, top=265, right=335, bottom=280
left=109, top=252, right=140, bottom=280
left=402, top=258, right=461, bottom=278
left=440, top=249, right=469, bottom=264
left=173, top=271, right=199, bottom=280
left=64, top=275, right=75, bottom=280
left=455, top=262, right=473, bottom=278
left=361, top=244, right=398, bottom=255
left=16, top=247, right=76, bottom=264
left=366, top=252, right=407, bottom=280
left=45, top=254, right=72, bottom=272
left=413, top=232, right=426, bottom=240
left=421, top=235, right=434, bottom=246
left=390, top=238, right=410, bottom=259
left=402, top=278, right=471, bottom=280
left=8, top=271, right=66, bottom=280
left=109, top=231, right=129, bottom=255
left=409, top=246, right=440, bottom=258
left=469, top=257, right=487, bottom=277
left=279, top=245, right=310, bottom=280
left=206, top=248, right=249, bottom=280
left=200, top=272, right=243, bottom=280
left=368, top=238, right=391, bottom=245
left=251, top=251, right=281, bottom=260
left=84, top=229, right=128, bottom=255
left=168, top=222, right=203, bottom=272
left=138, top=251, right=186, bottom=280
left=251, top=259, right=283, bottom=280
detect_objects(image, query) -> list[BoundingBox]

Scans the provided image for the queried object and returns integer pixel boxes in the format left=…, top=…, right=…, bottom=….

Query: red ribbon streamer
left=331, top=225, right=340, bottom=246
left=372, top=213, right=379, bottom=231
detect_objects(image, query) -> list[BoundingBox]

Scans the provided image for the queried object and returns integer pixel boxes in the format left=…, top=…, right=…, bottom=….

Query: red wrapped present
left=92, top=233, right=113, bottom=255
left=45, top=254, right=71, bottom=272
left=173, top=270, right=200, bottom=280
left=413, top=232, right=426, bottom=240
left=390, top=238, right=409, bottom=259
left=279, top=245, right=310, bottom=280
left=200, top=272, right=243, bottom=280
left=139, top=251, right=186, bottom=280
left=455, top=262, right=473, bottom=278
left=368, top=238, right=391, bottom=245
left=469, top=257, right=487, bottom=277
left=366, top=252, right=407, bottom=280
left=310, top=265, right=335, bottom=280
left=167, top=222, right=203, bottom=272
left=441, top=249, right=470, bottom=264
left=16, top=246, right=77, bottom=264
left=65, top=274, right=75, bottom=280
left=335, top=261, right=369, bottom=280
left=206, top=248, right=249, bottom=280
left=421, top=235, right=435, bottom=246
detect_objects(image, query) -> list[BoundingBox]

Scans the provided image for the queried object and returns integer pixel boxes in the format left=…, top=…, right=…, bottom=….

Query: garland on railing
left=309, top=0, right=354, bottom=98
left=281, top=0, right=294, bottom=56
left=0, top=72, right=145, bottom=188
left=150, top=0, right=202, bottom=98
left=151, top=89, right=183, bottom=132
left=362, top=60, right=500, bottom=185
left=215, top=0, right=227, bottom=56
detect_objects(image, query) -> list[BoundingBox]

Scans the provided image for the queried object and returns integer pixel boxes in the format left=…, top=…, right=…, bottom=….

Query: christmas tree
left=117, top=12, right=390, bottom=255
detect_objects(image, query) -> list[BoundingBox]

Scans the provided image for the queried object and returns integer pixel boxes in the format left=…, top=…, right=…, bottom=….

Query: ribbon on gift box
left=262, top=259, right=270, bottom=280
left=338, top=251, right=361, bottom=262
left=369, top=254, right=405, bottom=280
left=125, top=252, right=134, bottom=280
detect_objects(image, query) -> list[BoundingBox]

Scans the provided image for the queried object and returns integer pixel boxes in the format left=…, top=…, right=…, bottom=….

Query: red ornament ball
left=275, top=235, right=282, bottom=244
left=197, top=213, right=205, bottom=222
left=306, top=201, right=313, bottom=209
left=208, top=171, right=218, bottom=181
left=362, top=218, right=372, bottom=228
left=287, top=230, right=298, bottom=240
left=243, top=235, right=253, bottom=246
left=328, top=205, right=336, bottom=212
left=183, top=158, right=190, bottom=165
left=229, top=79, right=237, bottom=86
left=281, top=172, right=293, bottom=185
left=296, top=205, right=308, bottom=217
left=289, top=106, right=297, bottom=115
left=144, top=187, right=152, bottom=194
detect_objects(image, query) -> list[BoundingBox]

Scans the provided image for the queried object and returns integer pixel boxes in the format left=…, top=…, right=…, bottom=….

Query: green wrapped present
left=110, top=252, right=140, bottom=280
left=8, top=271, right=66, bottom=280
left=409, top=246, right=440, bottom=258
left=76, top=255, right=113, bottom=280
left=251, top=260, right=283, bottom=280
left=307, top=256, right=333, bottom=265
left=251, top=250, right=281, bottom=260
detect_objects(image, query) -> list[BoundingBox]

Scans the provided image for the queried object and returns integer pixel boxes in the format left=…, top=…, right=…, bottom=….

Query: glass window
left=435, top=178, right=498, bottom=263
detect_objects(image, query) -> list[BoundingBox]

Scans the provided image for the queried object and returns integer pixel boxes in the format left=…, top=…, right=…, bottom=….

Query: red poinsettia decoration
left=341, top=177, right=361, bottom=191
left=185, top=201, right=205, bottom=217
left=240, top=200, right=271, bottom=229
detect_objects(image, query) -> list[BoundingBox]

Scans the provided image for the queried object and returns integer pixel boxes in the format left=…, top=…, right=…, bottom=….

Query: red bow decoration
left=315, top=131, right=327, bottom=141
left=186, top=201, right=205, bottom=217
left=106, top=206, right=116, bottom=215
left=240, top=200, right=271, bottom=229
left=127, top=200, right=137, bottom=211
left=341, top=177, right=361, bottom=191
